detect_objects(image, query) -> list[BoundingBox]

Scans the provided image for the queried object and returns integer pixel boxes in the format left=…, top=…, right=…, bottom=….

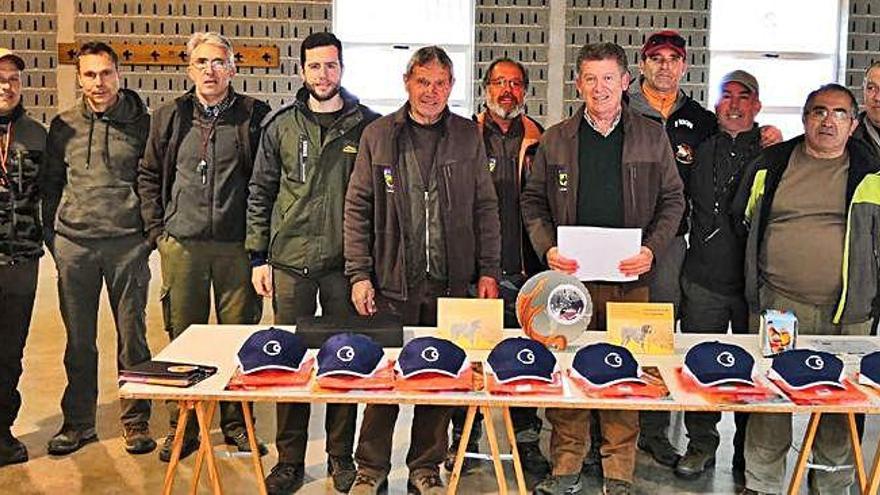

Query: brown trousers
left=545, top=282, right=648, bottom=481
left=354, top=279, right=454, bottom=477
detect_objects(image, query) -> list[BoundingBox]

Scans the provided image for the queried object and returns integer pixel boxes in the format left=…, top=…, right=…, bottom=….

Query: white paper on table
left=557, top=226, right=642, bottom=282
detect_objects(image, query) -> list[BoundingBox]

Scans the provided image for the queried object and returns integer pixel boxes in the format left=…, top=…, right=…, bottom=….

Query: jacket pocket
left=58, top=185, right=142, bottom=235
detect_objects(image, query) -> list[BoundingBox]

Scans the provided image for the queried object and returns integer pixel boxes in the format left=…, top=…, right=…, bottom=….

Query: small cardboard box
left=759, top=309, right=798, bottom=357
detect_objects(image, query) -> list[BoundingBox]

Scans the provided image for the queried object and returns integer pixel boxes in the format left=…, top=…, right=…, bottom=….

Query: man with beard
left=0, top=48, right=47, bottom=466
left=139, top=32, right=269, bottom=462
left=445, top=57, right=549, bottom=480
left=247, top=31, right=378, bottom=495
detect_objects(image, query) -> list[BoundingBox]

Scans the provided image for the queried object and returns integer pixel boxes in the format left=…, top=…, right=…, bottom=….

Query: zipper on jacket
left=424, top=189, right=430, bottom=274
left=629, top=165, right=637, bottom=214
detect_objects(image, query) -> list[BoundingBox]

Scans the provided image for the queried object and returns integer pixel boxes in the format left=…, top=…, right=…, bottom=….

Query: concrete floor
left=2, top=253, right=877, bottom=494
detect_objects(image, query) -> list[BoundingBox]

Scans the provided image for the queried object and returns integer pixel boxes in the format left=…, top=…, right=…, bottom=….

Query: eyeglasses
left=488, top=78, right=525, bottom=90
left=191, top=58, right=230, bottom=72
left=806, top=107, right=853, bottom=122
left=0, top=76, right=21, bottom=87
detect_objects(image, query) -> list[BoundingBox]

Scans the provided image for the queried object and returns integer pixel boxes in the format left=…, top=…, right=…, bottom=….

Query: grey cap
left=720, top=70, right=758, bottom=95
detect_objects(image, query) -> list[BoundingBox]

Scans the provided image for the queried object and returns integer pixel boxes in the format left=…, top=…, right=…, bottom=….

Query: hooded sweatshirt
left=44, top=88, right=150, bottom=240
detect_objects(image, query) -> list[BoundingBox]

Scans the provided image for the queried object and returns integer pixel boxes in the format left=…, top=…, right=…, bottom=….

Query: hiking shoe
left=638, top=435, right=680, bottom=467
left=327, top=455, right=356, bottom=492
left=443, top=437, right=480, bottom=474
left=518, top=441, right=551, bottom=478
left=122, top=421, right=156, bottom=454
left=533, top=473, right=583, bottom=495
left=407, top=469, right=445, bottom=495
left=158, top=431, right=200, bottom=462
left=674, top=445, right=716, bottom=479
left=223, top=427, right=268, bottom=456
left=0, top=431, right=27, bottom=466
left=603, top=478, right=632, bottom=495
left=47, top=427, right=98, bottom=456
left=265, top=462, right=305, bottom=495
left=349, top=471, right=388, bottom=495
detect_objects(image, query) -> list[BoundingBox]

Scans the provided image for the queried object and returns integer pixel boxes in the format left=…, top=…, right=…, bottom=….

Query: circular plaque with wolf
left=516, top=270, right=592, bottom=350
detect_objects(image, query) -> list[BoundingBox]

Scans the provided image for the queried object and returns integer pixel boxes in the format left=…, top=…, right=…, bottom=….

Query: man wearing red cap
left=0, top=48, right=47, bottom=467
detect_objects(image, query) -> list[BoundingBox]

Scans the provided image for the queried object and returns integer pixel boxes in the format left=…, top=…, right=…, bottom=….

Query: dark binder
left=294, top=314, right=404, bottom=348
left=119, top=360, right=218, bottom=388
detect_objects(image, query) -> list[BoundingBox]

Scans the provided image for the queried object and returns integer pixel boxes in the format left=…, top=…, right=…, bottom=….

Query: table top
left=119, top=325, right=880, bottom=414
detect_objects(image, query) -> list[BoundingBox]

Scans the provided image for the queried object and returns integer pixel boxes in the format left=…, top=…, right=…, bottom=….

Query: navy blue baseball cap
left=396, top=337, right=467, bottom=378
left=683, top=342, right=755, bottom=386
left=487, top=337, right=557, bottom=383
left=571, top=343, right=645, bottom=387
left=316, top=333, right=385, bottom=378
left=859, top=351, right=880, bottom=387
left=769, top=349, right=844, bottom=389
left=236, top=327, right=308, bottom=374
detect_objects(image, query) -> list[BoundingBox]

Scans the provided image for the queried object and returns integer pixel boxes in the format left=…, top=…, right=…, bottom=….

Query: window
left=709, top=0, right=846, bottom=138
left=334, top=0, right=475, bottom=117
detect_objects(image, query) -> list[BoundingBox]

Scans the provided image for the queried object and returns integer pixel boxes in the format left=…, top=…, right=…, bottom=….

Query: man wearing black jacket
left=0, top=48, right=47, bottom=466
left=675, top=70, right=764, bottom=481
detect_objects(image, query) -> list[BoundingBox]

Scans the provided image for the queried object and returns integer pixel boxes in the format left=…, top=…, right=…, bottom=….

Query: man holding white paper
left=521, top=42, right=683, bottom=495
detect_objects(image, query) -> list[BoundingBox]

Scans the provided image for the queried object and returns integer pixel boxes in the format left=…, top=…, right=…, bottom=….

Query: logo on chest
left=383, top=167, right=395, bottom=193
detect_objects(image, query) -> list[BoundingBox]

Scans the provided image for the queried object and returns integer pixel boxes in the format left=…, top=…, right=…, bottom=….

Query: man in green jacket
left=246, top=32, right=378, bottom=495
left=0, top=48, right=47, bottom=466
left=138, top=32, right=269, bottom=462
left=43, top=42, right=154, bottom=456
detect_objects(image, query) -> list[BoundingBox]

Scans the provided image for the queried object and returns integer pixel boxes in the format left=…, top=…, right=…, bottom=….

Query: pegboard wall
left=73, top=0, right=331, bottom=111
left=847, top=0, right=880, bottom=104
left=474, top=0, right=550, bottom=124
left=6, top=1, right=880, bottom=126
left=2, top=0, right=58, bottom=125
left=563, top=0, right=710, bottom=120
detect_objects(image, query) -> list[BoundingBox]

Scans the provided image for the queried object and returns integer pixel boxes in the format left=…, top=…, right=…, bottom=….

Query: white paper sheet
left=557, top=226, right=642, bottom=282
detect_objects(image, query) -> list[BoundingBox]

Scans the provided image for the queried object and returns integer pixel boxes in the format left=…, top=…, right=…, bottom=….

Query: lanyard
left=0, top=122, right=13, bottom=187
left=196, top=118, right=217, bottom=185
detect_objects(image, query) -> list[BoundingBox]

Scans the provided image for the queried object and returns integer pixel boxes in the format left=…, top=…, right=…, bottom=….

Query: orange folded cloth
left=569, top=369, right=668, bottom=399
left=394, top=366, right=475, bottom=392
left=769, top=376, right=868, bottom=405
left=227, top=358, right=315, bottom=390
left=315, top=360, right=396, bottom=390
left=486, top=371, right=563, bottom=395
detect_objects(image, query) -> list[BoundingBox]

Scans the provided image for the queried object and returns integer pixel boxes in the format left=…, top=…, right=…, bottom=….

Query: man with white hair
left=139, top=31, right=270, bottom=462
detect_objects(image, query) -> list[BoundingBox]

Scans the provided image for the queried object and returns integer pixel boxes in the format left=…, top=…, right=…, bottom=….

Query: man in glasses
left=247, top=31, right=378, bottom=495
left=675, top=70, right=764, bottom=481
left=445, top=57, right=550, bottom=481
left=43, top=41, right=155, bottom=457
left=737, top=84, right=878, bottom=495
left=0, top=48, right=47, bottom=466
left=139, top=31, right=269, bottom=462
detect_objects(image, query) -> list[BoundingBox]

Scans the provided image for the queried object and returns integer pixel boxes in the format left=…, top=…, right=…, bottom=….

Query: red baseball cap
left=642, top=30, right=686, bottom=59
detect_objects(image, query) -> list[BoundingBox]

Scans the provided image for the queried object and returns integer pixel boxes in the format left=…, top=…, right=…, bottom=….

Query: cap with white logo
left=236, top=327, right=308, bottom=374
left=683, top=341, right=755, bottom=386
left=396, top=336, right=467, bottom=378
left=316, top=333, right=385, bottom=378
left=571, top=343, right=645, bottom=388
left=769, top=349, right=844, bottom=389
left=486, top=337, right=557, bottom=383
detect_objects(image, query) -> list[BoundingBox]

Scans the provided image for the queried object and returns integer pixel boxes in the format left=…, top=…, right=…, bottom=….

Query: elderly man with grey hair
left=344, top=45, right=500, bottom=495
left=138, top=31, right=270, bottom=462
